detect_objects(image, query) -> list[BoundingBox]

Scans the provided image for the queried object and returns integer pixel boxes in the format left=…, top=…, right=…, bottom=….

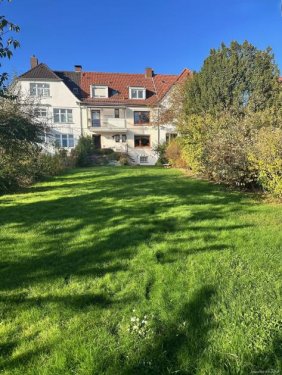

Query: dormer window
left=129, top=87, right=146, bottom=99
left=91, top=85, right=108, bottom=98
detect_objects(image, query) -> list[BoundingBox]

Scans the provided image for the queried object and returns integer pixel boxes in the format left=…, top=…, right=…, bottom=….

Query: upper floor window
left=91, top=110, right=101, bottom=127
left=134, top=111, right=150, bottom=125
left=34, top=108, right=47, bottom=118
left=91, top=85, right=108, bottom=98
left=30, top=83, right=50, bottom=97
left=53, top=109, right=73, bottom=123
left=114, top=108, right=120, bottom=118
left=129, top=87, right=146, bottom=99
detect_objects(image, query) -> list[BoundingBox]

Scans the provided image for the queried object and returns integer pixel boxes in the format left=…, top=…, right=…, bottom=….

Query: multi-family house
left=16, top=56, right=191, bottom=164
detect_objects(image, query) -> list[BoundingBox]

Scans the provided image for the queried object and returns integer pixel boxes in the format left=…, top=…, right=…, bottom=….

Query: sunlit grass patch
left=0, top=167, right=281, bottom=374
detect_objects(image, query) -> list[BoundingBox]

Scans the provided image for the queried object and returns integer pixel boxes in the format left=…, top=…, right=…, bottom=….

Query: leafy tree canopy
left=184, top=41, right=280, bottom=117
left=0, top=0, right=20, bottom=96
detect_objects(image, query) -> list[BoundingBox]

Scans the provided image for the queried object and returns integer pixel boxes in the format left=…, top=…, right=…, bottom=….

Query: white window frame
left=91, top=85, right=108, bottom=98
left=30, top=82, right=50, bottom=97
left=53, top=108, right=73, bottom=123
left=129, top=87, right=146, bottom=99
left=140, top=156, right=148, bottom=163
left=34, top=107, right=48, bottom=118
left=55, top=134, right=74, bottom=148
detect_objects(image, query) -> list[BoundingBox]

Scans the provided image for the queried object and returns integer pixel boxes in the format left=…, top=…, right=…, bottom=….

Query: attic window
left=91, top=85, right=108, bottom=98
left=129, top=87, right=146, bottom=100
left=73, top=88, right=79, bottom=94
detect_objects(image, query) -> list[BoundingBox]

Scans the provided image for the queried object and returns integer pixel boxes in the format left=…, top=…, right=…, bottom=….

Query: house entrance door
left=92, top=135, right=101, bottom=149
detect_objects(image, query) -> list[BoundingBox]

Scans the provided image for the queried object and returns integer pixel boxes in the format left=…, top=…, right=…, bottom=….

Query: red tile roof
left=279, top=77, right=282, bottom=82
left=80, top=69, right=191, bottom=106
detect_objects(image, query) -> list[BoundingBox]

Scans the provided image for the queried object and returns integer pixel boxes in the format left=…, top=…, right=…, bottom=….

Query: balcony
left=89, top=117, right=127, bottom=133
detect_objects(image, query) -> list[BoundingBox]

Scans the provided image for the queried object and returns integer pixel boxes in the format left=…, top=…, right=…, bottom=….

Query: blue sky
left=1, top=0, right=282, bottom=76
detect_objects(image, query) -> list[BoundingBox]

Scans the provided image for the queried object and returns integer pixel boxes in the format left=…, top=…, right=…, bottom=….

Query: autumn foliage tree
left=179, top=41, right=282, bottom=194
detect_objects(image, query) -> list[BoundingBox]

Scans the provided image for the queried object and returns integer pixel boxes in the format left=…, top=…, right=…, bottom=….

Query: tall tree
left=179, top=41, right=281, bottom=188
left=0, top=0, right=20, bottom=96
left=183, top=41, right=280, bottom=117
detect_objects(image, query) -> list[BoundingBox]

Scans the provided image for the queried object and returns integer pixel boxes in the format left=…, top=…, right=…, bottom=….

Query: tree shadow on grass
left=124, top=285, right=216, bottom=374
left=0, top=168, right=254, bottom=292
left=0, top=168, right=257, bottom=373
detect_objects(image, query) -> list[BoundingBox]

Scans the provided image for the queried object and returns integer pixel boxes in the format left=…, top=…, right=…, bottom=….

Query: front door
left=92, top=135, right=101, bottom=149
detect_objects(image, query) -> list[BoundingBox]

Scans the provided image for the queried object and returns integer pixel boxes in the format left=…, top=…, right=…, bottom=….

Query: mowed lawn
left=0, top=167, right=281, bottom=375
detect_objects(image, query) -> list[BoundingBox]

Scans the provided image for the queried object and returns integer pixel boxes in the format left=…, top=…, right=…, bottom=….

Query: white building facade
left=17, top=57, right=190, bottom=165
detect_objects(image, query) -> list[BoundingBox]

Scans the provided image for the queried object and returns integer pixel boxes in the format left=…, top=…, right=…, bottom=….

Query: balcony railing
left=89, top=117, right=126, bottom=129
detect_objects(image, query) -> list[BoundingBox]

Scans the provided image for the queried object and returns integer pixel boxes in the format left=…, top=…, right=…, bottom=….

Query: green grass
left=0, top=167, right=281, bottom=375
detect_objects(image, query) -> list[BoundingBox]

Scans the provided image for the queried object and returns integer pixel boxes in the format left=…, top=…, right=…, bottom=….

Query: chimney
left=145, top=67, right=153, bottom=78
left=30, top=55, right=38, bottom=69
left=74, top=65, right=82, bottom=72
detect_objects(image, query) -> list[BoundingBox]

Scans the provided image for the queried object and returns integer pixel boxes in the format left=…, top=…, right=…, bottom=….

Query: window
left=129, top=87, right=146, bottom=99
left=166, top=133, right=177, bottom=143
left=68, top=134, right=74, bottom=147
left=91, top=110, right=101, bottom=127
left=140, top=156, right=148, bottom=163
left=53, top=109, right=73, bottom=123
left=134, top=135, right=150, bottom=147
left=55, top=134, right=74, bottom=148
left=62, top=134, right=68, bottom=147
left=134, top=111, right=150, bottom=125
left=114, top=108, right=120, bottom=118
left=122, top=134, right=127, bottom=143
left=55, top=134, right=61, bottom=147
left=34, top=108, right=47, bottom=118
left=114, top=134, right=120, bottom=143
left=30, top=83, right=50, bottom=97
left=91, top=85, right=108, bottom=98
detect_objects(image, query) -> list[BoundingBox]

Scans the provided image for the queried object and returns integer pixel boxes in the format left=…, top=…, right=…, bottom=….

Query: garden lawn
left=0, top=167, right=281, bottom=375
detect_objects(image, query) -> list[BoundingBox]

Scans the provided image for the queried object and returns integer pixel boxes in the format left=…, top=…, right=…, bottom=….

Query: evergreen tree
left=183, top=41, right=280, bottom=117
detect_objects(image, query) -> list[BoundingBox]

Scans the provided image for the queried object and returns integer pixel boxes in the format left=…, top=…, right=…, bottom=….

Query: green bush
left=72, top=136, right=96, bottom=167
left=153, top=143, right=168, bottom=165
left=0, top=147, right=74, bottom=195
left=249, top=127, right=282, bottom=197
left=165, top=139, right=188, bottom=168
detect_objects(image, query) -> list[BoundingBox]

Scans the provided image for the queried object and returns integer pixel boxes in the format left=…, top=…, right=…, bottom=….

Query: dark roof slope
left=54, top=71, right=82, bottom=99
left=19, top=63, right=61, bottom=80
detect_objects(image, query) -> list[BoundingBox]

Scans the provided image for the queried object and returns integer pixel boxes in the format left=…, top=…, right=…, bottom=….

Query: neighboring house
left=16, top=56, right=191, bottom=164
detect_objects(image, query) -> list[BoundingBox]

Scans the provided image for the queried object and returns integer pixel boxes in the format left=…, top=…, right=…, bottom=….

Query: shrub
left=165, top=139, right=187, bottom=168
left=0, top=147, right=74, bottom=195
left=201, top=117, right=258, bottom=187
left=153, top=142, right=168, bottom=165
left=249, top=127, right=282, bottom=198
left=73, top=136, right=96, bottom=167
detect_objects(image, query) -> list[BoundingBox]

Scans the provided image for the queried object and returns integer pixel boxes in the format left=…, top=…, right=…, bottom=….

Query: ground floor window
left=114, top=134, right=127, bottom=143
left=55, top=133, right=74, bottom=148
left=166, top=133, right=177, bottom=143
left=140, top=156, right=148, bottom=163
left=134, top=135, right=150, bottom=147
